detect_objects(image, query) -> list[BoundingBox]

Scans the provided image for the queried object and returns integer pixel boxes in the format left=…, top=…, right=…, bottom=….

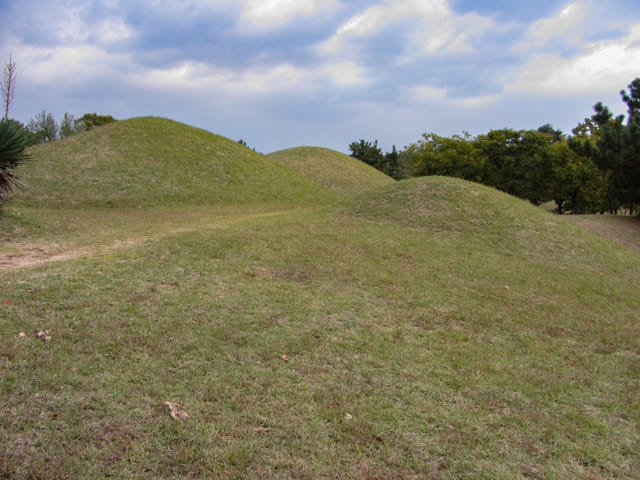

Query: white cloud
left=238, top=0, right=340, bottom=29
left=16, top=43, right=133, bottom=87
left=410, top=85, right=447, bottom=101
left=514, top=1, right=588, bottom=52
left=96, top=18, right=134, bottom=43
left=410, top=84, right=498, bottom=107
left=318, top=0, right=491, bottom=58
left=529, top=1, right=587, bottom=41
left=137, top=59, right=366, bottom=96
left=507, top=22, right=640, bottom=95
left=56, top=5, right=91, bottom=43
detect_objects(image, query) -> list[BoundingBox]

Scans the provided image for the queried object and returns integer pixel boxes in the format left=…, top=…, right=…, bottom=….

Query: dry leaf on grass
left=18, top=332, right=26, bottom=338
left=34, top=329, right=52, bottom=341
left=281, top=354, right=288, bottom=362
left=253, top=427, right=272, bottom=432
left=164, top=401, right=189, bottom=421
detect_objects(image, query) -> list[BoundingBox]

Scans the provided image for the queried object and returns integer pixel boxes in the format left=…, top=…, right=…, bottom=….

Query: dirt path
left=564, top=214, right=640, bottom=252
left=0, top=209, right=291, bottom=270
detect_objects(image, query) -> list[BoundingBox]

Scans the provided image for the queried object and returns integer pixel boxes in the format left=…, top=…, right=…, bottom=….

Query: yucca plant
left=0, top=118, right=31, bottom=203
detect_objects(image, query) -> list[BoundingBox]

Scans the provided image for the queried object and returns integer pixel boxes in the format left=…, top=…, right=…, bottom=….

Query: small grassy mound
left=341, top=176, right=531, bottom=229
left=267, top=146, right=393, bottom=196
left=15, top=117, right=336, bottom=209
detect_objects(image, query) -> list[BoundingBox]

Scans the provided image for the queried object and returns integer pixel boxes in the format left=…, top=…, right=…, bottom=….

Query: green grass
left=1, top=123, right=639, bottom=480
left=14, top=117, right=337, bottom=209
left=267, top=146, right=394, bottom=196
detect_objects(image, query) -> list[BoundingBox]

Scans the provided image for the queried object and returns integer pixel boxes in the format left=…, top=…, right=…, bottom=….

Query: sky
left=1, top=0, right=639, bottom=154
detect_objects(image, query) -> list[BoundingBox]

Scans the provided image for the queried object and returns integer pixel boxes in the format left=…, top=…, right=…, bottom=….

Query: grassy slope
left=267, top=146, right=394, bottom=196
left=14, top=117, right=337, bottom=209
left=1, top=158, right=639, bottom=478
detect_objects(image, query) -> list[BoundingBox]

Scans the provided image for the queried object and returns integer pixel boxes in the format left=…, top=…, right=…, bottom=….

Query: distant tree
left=349, top=139, right=384, bottom=171
left=59, top=112, right=86, bottom=139
left=2, top=55, right=16, bottom=120
left=537, top=123, right=564, bottom=143
left=619, top=78, right=640, bottom=214
left=546, top=142, right=602, bottom=214
left=381, top=145, right=402, bottom=179
left=0, top=118, right=31, bottom=205
left=407, top=132, right=482, bottom=182
left=474, top=129, right=552, bottom=205
left=77, top=113, right=116, bottom=130
left=26, top=110, right=59, bottom=144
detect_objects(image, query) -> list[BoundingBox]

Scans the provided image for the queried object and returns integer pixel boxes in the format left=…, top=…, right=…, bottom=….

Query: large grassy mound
left=267, top=146, right=393, bottom=196
left=1, top=174, right=639, bottom=477
left=14, top=117, right=337, bottom=208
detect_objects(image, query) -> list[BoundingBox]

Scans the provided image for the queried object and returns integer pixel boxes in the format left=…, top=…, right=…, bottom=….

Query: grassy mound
left=1, top=172, right=639, bottom=477
left=267, top=146, right=393, bottom=196
left=15, top=117, right=336, bottom=208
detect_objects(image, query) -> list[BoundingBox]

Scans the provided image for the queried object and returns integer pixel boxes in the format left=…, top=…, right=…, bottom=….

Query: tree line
left=350, top=78, right=640, bottom=215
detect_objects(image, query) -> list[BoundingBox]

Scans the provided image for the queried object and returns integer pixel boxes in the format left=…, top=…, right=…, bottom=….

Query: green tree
left=407, top=132, right=482, bottom=181
left=474, top=128, right=552, bottom=204
left=59, top=112, right=86, bottom=139
left=0, top=118, right=31, bottom=205
left=349, top=139, right=384, bottom=171
left=77, top=112, right=116, bottom=130
left=26, top=110, right=58, bottom=144
left=537, top=123, right=564, bottom=143
left=547, top=142, right=602, bottom=214
left=620, top=78, right=640, bottom=214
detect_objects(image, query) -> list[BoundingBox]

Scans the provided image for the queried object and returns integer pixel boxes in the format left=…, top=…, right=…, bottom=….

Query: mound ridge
left=16, top=117, right=336, bottom=208
left=340, top=175, right=608, bottom=257
left=267, top=146, right=393, bottom=196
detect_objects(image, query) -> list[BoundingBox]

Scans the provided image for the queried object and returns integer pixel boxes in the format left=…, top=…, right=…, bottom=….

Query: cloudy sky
left=1, top=0, right=639, bottom=153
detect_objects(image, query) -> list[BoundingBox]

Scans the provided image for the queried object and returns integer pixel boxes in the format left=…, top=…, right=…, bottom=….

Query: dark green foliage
left=547, top=142, right=602, bottom=214
left=408, top=132, right=482, bottom=182
left=537, top=123, right=564, bottom=143
left=0, top=118, right=31, bottom=203
left=584, top=79, right=640, bottom=214
left=77, top=112, right=117, bottom=130
left=349, top=139, right=384, bottom=171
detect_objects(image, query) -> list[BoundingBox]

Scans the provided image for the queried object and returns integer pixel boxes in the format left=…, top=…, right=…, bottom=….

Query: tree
left=59, top=112, right=86, bottom=139
left=619, top=78, right=640, bottom=214
left=547, top=142, right=601, bottom=214
left=474, top=129, right=552, bottom=205
left=77, top=112, right=116, bottom=130
left=0, top=118, right=31, bottom=205
left=537, top=123, right=564, bottom=143
left=349, top=139, right=384, bottom=171
left=407, top=132, right=482, bottom=181
left=381, top=145, right=402, bottom=179
left=2, top=54, right=16, bottom=119
left=26, top=110, right=59, bottom=144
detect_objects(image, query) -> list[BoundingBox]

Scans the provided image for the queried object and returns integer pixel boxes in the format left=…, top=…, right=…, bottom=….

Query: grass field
left=1, top=120, right=639, bottom=479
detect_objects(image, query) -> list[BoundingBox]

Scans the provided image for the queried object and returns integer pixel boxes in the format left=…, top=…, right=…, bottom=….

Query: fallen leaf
left=344, top=413, right=353, bottom=420
left=521, top=464, right=540, bottom=477
left=504, top=285, right=510, bottom=290
left=2, top=300, right=10, bottom=305
left=18, top=332, right=26, bottom=338
left=34, top=329, right=52, bottom=341
left=281, top=354, right=288, bottom=362
left=164, top=401, right=189, bottom=421
left=253, top=427, right=272, bottom=432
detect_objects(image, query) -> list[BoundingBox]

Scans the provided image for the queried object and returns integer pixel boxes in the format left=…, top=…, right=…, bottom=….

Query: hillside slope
left=1, top=172, right=639, bottom=477
left=14, top=117, right=337, bottom=208
left=267, top=146, right=393, bottom=196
